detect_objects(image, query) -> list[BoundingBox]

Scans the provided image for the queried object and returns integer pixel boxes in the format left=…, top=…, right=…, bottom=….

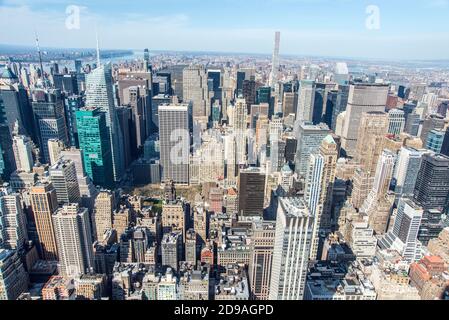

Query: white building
left=52, top=203, right=94, bottom=277
left=269, top=197, right=314, bottom=300
left=378, top=198, right=423, bottom=263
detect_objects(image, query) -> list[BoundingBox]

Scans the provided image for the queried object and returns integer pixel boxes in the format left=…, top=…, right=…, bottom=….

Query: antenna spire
left=34, top=30, right=46, bottom=88
left=96, top=27, right=101, bottom=68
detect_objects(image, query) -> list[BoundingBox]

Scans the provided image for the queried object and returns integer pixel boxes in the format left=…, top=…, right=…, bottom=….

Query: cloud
left=0, top=1, right=449, bottom=60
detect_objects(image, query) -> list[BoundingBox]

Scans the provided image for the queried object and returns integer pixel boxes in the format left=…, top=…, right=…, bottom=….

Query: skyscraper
left=304, top=153, right=324, bottom=259
left=30, top=182, right=59, bottom=261
left=388, top=109, right=405, bottom=136
left=294, top=122, right=329, bottom=177
left=355, top=111, right=389, bottom=175
left=159, top=104, right=191, bottom=185
left=0, top=187, right=28, bottom=250
left=248, top=221, right=276, bottom=300
left=296, top=80, right=316, bottom=122
left=12, top=133, right=34, bottom=173
left=182, top=65, right=209, bottom=118
left=92, top=190, right=114, bottom=241
left=237, top=167, right=265, bottom=217
left=378, top=198, right=423, bottom=263
left=269, top=197, right=314, bottom=300
left=76, top=107, right=114, bottom=188
left=85, top=64, right=124, bottom=183
left=341, top=83, right=389, bottom=156
left=394, top=147, right=427, bottom=196
left=413, top=153, right=449, bottom=244
left=52, top=203, right=94, bottom=277
left=49, top=159, right=81, bottom=205
left=0, top=249, right=29, bottom=300
left=269, top=31, right=281, bottom=88
left=31, top=88, right=69, bottom=163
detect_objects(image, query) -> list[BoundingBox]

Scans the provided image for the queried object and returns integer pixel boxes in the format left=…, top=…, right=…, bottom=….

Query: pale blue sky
left=0, top=0, right=448, bottom=60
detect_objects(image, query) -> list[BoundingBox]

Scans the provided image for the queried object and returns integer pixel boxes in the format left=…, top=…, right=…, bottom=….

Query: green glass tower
left=76, top=107, right=114, bottom=188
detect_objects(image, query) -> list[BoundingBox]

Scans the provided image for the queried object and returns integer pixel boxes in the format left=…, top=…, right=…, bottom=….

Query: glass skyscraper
left=76, top=107, right=114, bottom=188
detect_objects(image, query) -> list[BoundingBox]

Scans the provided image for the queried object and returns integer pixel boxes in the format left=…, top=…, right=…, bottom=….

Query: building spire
left=34, top=30, right=46, bottom=88
left=96, top=27, right=101, bottom=68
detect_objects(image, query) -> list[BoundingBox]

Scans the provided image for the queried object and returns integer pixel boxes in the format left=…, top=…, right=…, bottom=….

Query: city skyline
left=1, top=0, right=449, bottom=60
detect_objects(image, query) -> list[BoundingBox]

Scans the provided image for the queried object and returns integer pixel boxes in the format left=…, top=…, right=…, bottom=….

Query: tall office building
left=388, top=109, right=405, bottom=136
left=318, top=135, right=338, bottom=231
left=248, top=221, right=276, bottom=300
left=269, top=31, right=281, bottom=88
left=361, top=149, right=396, bottom=214
left=341, top=83, right=389, bottom=156
left=330, top=85, right=350, bottom=132
left=92, top=190, right=114, bottom=241
left=182, top=65, right=209, bottom=118
left=159, top=104, right=191, bottom=185
left=12, top=133, right=34, bottom=173
left=355, top=111, right=389, bottom=175
left=76, top=107, right=114, bottom=188
left=161, top=232, right=182, bottom=271
left=52, top=204, right=94, bottom=277
left=0, top=188, right=28, bottom=250
left=233, top=98, right=248, bottom=164
left=378, top=198, right=423, bottom=263
left=296, top=80, right=316, bottom=122
left=282, top=92, right=297, bottom=116
left=0, top=70, right=35, bottom=140
left=269, top=197, right=314, bottom=300
left=0, top=249, right=28, bottom=300
left=294, top=122, right=329, bottom=177
left=394, top=147, right=426, bottom=196
left=312, top=83, right=335, bottom=125
left=420, top=115, right=445, bottom=148
left=31, top=89, right=69, bottom=163
left=85, top=63, right=124, bottom=183
left=426, top=129, right=445, bottom=153
left=413, top=153, right=449, bottom=211
left=49, top=159, right=81, bottom=205
left=237, top=167, right=265, bottom=217
left=304, top=154, right=324, bottom=259
left=30, top=182, right=59, bottom=261
left=0, top=124, right=16, bottom=181
left=413, top=154, right=449, bottom=244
